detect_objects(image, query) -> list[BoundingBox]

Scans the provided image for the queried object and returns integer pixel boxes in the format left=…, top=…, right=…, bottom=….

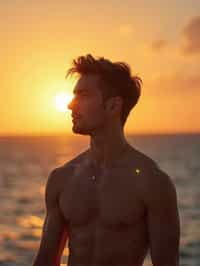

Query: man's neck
left=88, top=128, right=130, bottom=169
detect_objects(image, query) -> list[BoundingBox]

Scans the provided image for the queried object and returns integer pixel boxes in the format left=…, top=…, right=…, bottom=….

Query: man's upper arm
left=33, top=168, right=69, bottom=266
left=143, top=167, right=180, bottom=266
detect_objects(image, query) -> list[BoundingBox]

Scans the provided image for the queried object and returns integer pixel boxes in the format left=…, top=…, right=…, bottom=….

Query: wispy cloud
left=151, top=39, right=168, bottom=52
left=182, top=16, right=200, bottom=55
left=149, top=72, right=200, bottom=95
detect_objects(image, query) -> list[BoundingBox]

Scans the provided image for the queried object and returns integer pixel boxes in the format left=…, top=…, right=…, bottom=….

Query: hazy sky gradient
left=1, top=0, right=200, bottom=135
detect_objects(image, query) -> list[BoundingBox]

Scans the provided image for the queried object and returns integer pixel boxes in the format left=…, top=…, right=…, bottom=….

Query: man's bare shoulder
left=128, top=146, right=176, bottom=202
left=56, top=149, right=89, bottom=174
left=46, top=149, right=89, bottom=192
left=127, top=146, right=159, bottom=172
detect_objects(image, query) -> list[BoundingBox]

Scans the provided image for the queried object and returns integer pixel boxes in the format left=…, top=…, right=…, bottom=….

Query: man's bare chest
left=59, top=164, right=146, bottom=228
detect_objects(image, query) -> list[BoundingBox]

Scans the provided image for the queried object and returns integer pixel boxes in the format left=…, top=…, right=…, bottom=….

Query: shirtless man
left=33, top=54, right=180, bottom=266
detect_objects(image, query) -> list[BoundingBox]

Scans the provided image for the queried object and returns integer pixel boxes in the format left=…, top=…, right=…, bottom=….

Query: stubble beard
left=72, top=117, right=106, bottom=136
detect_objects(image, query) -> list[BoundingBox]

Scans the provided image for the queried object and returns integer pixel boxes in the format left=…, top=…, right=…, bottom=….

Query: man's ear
left=107, top=96, right=123, bottom=114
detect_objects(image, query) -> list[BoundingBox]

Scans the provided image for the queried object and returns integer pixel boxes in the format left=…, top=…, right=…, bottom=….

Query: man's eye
left=74, top=94, right=87, bottom=99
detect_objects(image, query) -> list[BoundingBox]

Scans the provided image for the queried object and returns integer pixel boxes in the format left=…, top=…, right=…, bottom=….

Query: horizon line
left=0, top=132, right=200, bottom=138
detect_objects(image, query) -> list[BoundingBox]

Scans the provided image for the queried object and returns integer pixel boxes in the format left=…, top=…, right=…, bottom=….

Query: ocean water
left=0, top=134, right=199, bottom=266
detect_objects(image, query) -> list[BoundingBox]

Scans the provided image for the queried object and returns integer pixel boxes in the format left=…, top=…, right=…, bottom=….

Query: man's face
left=67, top=74, right=109, bottom=135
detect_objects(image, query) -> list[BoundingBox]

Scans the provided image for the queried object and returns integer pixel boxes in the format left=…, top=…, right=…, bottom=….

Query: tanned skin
left=33, top=74, right=180, bottom=266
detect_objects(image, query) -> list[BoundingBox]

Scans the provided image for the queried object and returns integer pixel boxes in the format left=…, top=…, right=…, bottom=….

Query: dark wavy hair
left=66, top=54, right=142, bottom=126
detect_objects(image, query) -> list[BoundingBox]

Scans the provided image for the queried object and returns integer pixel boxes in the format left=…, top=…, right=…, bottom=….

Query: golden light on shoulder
left=135, top=168, right=140, bottom=175
left=55, top=92, right=73, bottom=112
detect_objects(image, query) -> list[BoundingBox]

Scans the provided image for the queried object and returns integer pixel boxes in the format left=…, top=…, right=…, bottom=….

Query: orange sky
left=1, top=1, right=200, bottom=136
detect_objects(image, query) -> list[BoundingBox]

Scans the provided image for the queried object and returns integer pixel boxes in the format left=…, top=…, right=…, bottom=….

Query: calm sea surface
left=0, top=134, right=199, bottom=266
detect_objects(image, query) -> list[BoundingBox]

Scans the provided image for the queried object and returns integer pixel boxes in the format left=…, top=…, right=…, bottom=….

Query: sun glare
left=55, top=92, right=73, bottom=112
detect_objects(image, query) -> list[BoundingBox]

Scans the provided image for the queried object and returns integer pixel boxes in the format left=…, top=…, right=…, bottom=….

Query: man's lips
left=72, top=114, right=81, bottom=121
left=72, top=114, right=80, bottom=118
left=72, top=117, right=79, bottom=121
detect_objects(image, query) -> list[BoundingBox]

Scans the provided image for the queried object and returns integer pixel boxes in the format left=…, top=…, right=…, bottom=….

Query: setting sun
left=55, top=92, right=74, bottom=112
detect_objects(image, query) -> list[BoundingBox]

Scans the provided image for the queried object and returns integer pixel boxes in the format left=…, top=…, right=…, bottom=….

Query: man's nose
left=67, top=97, right=75, bottom=110
left=67, top=100, right=72, bottom=110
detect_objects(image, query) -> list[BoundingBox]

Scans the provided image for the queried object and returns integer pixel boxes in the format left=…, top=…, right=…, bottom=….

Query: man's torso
left=57, top=146, right=158, bottom=266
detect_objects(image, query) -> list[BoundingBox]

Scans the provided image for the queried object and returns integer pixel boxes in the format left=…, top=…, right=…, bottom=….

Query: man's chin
left=72, top=125, right=90, bottom=135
